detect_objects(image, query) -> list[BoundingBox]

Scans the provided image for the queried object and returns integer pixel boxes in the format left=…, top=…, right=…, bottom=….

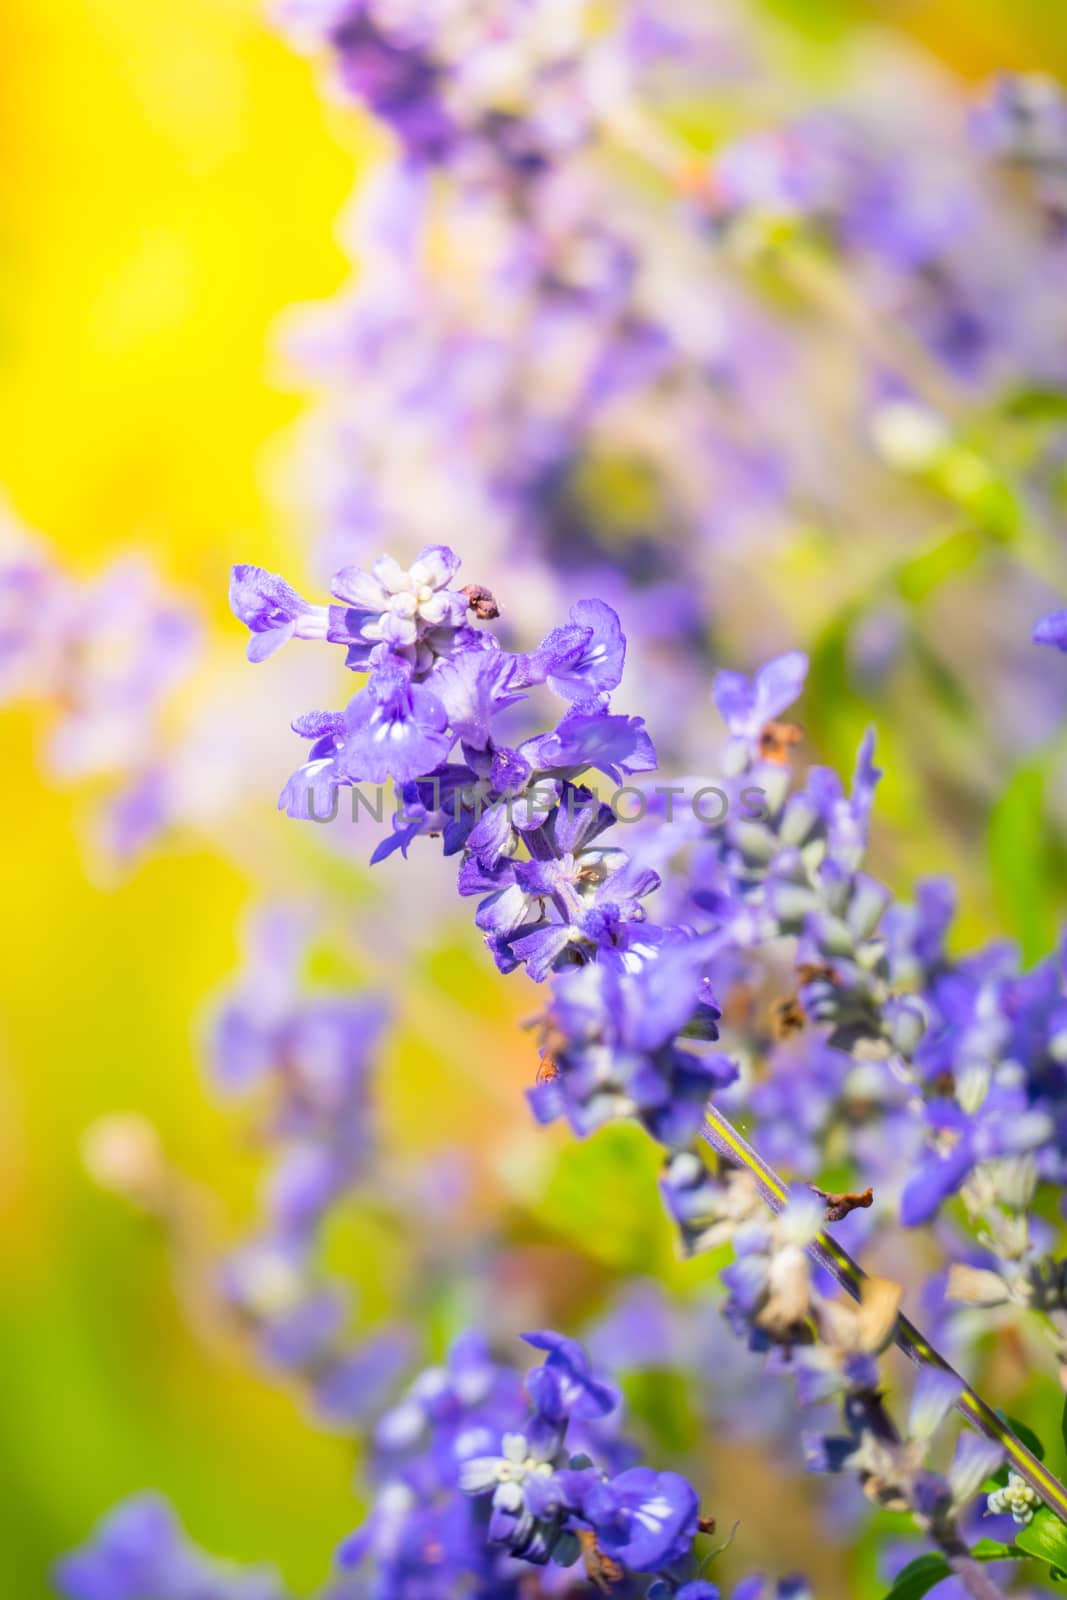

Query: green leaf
left=987, top=758, right=1065, bottom=964
left=1015, top=1508, right=1067, bottom=1573
left=999, top=1411, right=1046, bottom=1461
left=535, top=1123, right=675, bottom=1273
left=881, top=1553, right=952, bottom=1600
left=804, top=602, right=871, bottom=771
left=930, top=446, right=1021, bottom=542
left=969, top=1538, right=1019, bottom=1561
left=1003, top=385, right=1067, bottom=422
left=1061, top=1393, right=1067, bottom=1464
left=894, top=526, right=984, bottom=606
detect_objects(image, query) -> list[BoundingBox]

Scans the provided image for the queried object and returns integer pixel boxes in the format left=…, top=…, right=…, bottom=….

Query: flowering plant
left=212, top=534, right=1067, bottom=1595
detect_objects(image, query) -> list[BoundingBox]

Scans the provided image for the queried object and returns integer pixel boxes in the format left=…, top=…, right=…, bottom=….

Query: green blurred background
left=2, top=1, right=1067, bottom=1595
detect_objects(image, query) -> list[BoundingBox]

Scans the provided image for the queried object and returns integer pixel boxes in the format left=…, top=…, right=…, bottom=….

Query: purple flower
left=328, top=10, right=455, bottom=164
left=278, top=756, right=345, bottom=821
left=329, top=545, right=469, bottom=658
left=545, top=599, right=627, bottom=702
left=206, top=913, right=391, bottom=1428
left=908, top=1366, right=964, bottom=1442
left=229, top=564, right=328, bottom=662
left=900, top=1133, right=976, bottom=1227
left=0, top=545, right=72, bottom=704
left=712, top=127, right=836, bottom=221
left=337, top=1489, right=487, bottom=1595
left=267, top=1142, right=350, bottom=1234
left=532, top=948, right=731, bottom=1147
left=54, top=1495, right=288, bottom=1600
left=101, top=766, right=171, bottom=863
left=489, top=844, right=660, bottom=979
left=341, top=663, right=453, bottom=783
left=712, top=651, right=808, bottom=749
left=448, top=1328, right=707, bottom=1580
left=257, top=1287, right=347, bottom=1373
left=459, top=1423, right=573, bottom=1566
left=1033, top=609, right=1067, bottom=651
left=312, top=1328, right=415, bottom=1428
left=522, top=1330, right=620, bottom=1422
left=973, top=72, right=1067, bottom=171
left=374, top=1328, right=519, bottom=1459
left=529, top=708, right=658, bottom=783
left=430, top=648, right=526, bottom=750
left=582, top=1466, right=700, bottom=1572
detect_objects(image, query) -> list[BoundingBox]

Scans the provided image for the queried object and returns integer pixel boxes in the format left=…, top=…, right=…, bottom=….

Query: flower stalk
left=702, top=1104, right=1067, bottom=1525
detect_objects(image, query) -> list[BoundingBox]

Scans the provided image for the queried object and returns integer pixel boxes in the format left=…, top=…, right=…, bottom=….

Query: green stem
left=701, top=1105, right=1067, bottom=1524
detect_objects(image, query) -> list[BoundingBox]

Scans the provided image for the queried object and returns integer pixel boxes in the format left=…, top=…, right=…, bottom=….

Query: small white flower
left=987, top=1471, right=1040, bottom=1525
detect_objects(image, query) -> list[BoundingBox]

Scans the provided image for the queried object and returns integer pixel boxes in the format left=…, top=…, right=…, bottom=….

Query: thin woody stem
left=701, top=1104, right=1067, bottom=1525
left=946, top=1552, right=1007, bottom=1600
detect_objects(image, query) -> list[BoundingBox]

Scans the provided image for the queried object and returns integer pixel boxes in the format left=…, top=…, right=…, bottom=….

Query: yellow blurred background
left=0, top=2, right=369, bottom=1590
left=2, top=1, right=1067, bottom=1595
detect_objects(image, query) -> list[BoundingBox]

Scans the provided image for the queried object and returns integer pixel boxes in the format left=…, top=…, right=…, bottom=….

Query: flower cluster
left=231, top=541, right=1067, bottom=1583
left=231, top=546, right=746, bottom=1159
left=56, top=1383, right=808, bottom=1600
left=75, top=1087, right=818, bottom=1600
left=206, top=907, right=414, bottom=1428
left=55, top=1495, right=289, bottom=1600
left=660, top=664, right=1067, bottom=1376
left=268, top=0, right=1067, bottom=796
left=0, top=525, right=201, bottom=859
left=339, top=1327, right=713, bottom=1596
left=678, top=663, right=1062, bottom=1230
left=269, top=2, right=799, bottom=743
left=277, top=0, right=627, bottom=171
left=662, top=1162, right=1004, bottom=1540
left=232, top=545, right=1067, bottom=1339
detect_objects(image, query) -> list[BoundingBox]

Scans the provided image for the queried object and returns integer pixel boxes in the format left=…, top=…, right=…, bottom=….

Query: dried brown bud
left=812, top=1183, right=874, bottom=1223
left=576, top=1530, right=624, bottom=1593
left=797, top=962, right=836, bottom=987
left=772, top=996, right=807, bottom=1038
left=759, top=719, right=803, bottom=764
left=461, top=583, right=500, bottom=620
